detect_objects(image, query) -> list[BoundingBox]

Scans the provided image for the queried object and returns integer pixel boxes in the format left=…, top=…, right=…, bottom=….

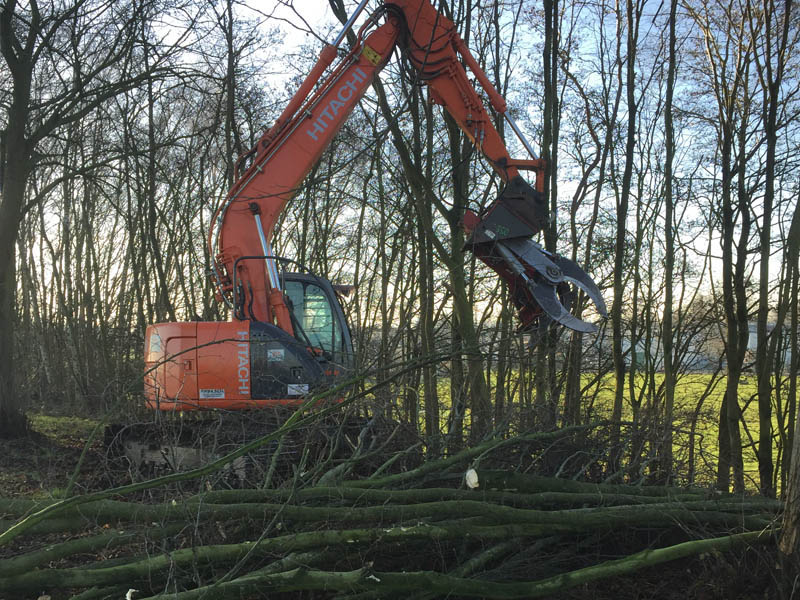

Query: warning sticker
left=287, top=384, right=309, bottom=396
left=199, top=389, right=225, bottom=399
left=267, top=349, right=285, bottom=362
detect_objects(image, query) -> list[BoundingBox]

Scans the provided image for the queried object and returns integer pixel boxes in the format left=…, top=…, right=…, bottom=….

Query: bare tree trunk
left=778, top=152, right=800, bottom=572
left=417, top=96, right=441, bottom=454
left=0, top=144, right=31, bottom=436
left=536, top=0, right=560, bottom=430
left=751, top=0, right=792, bottom=500
left=686, top=0, right=755, bottom=493
left=443, top=139, right=490, bottom=444
left=660, top=0, right=678, bottom=483
left=0, top=1, right=35, bottom=436
left=611, top=0, right=643, bottom=471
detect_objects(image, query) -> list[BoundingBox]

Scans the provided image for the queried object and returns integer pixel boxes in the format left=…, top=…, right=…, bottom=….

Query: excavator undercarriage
left=105, top=408, right=422, bottom=486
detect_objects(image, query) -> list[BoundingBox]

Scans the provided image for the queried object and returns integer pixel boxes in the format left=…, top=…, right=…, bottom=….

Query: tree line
left=0, top=0, right=798, bottom=506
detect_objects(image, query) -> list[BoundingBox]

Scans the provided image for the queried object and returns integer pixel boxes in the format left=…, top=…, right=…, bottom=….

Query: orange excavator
left=143, top=0, right=606, bottom=412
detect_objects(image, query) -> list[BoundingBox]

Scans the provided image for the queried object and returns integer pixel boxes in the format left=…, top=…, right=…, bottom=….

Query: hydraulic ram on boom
left=143, top=0, right=607, bottom=410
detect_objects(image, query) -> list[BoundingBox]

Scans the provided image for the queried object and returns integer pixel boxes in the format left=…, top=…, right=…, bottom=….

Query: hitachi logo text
left=306, top=67, right=368, bottom=141
left=236, top=330, right=249, bottom=395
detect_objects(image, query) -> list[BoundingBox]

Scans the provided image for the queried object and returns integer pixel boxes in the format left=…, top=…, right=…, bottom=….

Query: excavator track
left=104, top=408, right=420, bottom=486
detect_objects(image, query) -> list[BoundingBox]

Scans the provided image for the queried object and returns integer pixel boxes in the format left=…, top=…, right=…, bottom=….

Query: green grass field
left=591, top=372, right=764, bottom=488
left=420, top=370, right=783, bottom=491
left=19, top=372, right=786, bottom=494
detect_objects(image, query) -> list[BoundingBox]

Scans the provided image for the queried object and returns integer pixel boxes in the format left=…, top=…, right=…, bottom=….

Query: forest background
left=0, top=0, right=798, bottom=503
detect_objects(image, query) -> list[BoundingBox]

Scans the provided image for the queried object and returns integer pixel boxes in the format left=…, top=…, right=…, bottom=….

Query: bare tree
left=610, top=0, right=645, bottom=470
left=750, top=0, right=794, bottom=499
left=0, top=0, right=189, bottom=436
left=686, top=0, right=760, bottom=493
left=660, top=0, right=679, bottom=482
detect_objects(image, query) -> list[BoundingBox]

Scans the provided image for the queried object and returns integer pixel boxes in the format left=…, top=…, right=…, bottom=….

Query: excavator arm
left=208, top=0, right=606, bottom=336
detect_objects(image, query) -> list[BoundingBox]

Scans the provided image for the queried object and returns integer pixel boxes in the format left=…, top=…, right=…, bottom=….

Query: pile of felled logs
left=0, top=422, right=780, bottom=599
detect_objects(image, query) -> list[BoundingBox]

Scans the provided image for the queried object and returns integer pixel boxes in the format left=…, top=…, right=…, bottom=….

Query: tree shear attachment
left=464, top=177, right=607, bottom=334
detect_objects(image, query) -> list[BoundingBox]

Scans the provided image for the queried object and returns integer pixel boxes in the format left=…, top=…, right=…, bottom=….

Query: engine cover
left=144, top=321, right=326, bottom=410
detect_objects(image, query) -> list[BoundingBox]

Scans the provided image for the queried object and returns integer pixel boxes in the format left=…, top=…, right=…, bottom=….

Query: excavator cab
left=283, top=272, right=355, bottom=371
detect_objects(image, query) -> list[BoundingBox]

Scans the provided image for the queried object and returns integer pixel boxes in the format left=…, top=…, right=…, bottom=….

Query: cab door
left=283, top=273, right=354, bottom=372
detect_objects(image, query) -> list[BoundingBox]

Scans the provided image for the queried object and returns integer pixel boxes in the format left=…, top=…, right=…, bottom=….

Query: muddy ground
left=0, top=415, right=107, bottom=499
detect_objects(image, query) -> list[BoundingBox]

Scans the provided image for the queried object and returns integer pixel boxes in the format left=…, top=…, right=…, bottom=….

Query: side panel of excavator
left=144, top=322, right=199, bottom=404
left=144, top=275, right=353, bottom=410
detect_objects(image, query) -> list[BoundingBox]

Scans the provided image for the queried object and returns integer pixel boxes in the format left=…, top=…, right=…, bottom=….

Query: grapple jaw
left=464, top=176, right=607, bottom=334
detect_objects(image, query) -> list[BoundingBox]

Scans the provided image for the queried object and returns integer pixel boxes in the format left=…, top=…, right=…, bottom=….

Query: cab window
left=285, top=280, right=341, bottom=360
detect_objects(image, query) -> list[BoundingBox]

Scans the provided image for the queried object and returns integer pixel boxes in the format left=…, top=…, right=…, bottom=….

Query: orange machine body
left=145, top=321, right=248, bottom=411
left=144, top=0, right=574, bottom=411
